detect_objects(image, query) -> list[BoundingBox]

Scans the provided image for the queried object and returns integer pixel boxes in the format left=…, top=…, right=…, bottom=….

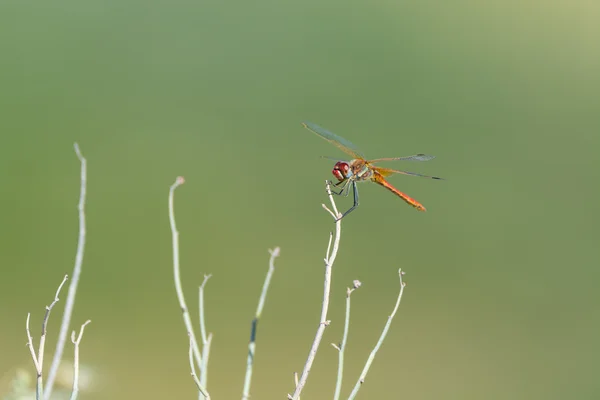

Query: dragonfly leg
left=329, top=179, right=350, bottom=196
left=330, top=186, right=344, bottom=196
left=340, top=180, right=352, bottom=198
left=336, top=180, right=359, bottom=221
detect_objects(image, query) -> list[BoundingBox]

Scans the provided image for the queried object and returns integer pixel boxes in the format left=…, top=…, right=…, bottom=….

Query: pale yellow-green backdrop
left=1, top=0, right=599, bottom=399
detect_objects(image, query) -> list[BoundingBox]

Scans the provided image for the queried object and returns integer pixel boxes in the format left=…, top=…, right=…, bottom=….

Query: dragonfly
left=302, top=121, right=443, bottom=220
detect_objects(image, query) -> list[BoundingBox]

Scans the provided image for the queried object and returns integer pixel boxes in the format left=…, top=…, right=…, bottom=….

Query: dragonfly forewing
left=369, top=154, right=436, bottom=163
left=302, top=121, right=365, bottom=160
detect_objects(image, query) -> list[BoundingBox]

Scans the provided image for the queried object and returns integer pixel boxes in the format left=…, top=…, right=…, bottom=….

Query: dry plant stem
left=293, top=373, right=301, bottom=400
left=169, top=177, right=210, bottom=399
left=333, top=284, right=360, bottom=400
left=242, top=247, right=281, bottom=400
left=289, top=182, right=342, bottom=400
left=188, top=333, right=205, bottom=394
left=26, top=275, right=69, bottom=400
left=45, top=144, right=87, bottom=400
left=26, top=314, right=44, bottom=400
left=347, top=269, right=406, bottom=400
left=199, top=275, right=212, bottom=345
left=201, top=333, right=213, bottom=391
left=199, top=274, right=212, bottom=398
left=69, top=320, right=91, bottom=400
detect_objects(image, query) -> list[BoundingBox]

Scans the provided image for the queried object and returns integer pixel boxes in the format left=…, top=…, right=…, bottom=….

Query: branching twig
left=26, top=314, right=43, bottom=400
left=289, top=181, right=342, bottom=399
left=69, top=320, right=91, bottom=400
left=332, top=280, right=361, bottom=400
left=199, top=274, right=212, bottom=398
left=293, top=373, right=300, bottom=400
left=26, top=275, right=69, bottom=400
left=347, top=269, right=406, bottom=400
left=45, top=143, right=88, bottom=400
left=188, top=333, right=204, bottom=393
left=169, top=177, right=210, bottom=399
left=201, top=333, right=212, bottom=392
left=199, top=275, right=212, bottom=346
left=242, top=247, right=281, bottom=400
left=26, top=315, right=42, bottom=374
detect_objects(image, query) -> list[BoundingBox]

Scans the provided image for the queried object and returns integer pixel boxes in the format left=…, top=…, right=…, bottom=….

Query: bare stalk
left=189, top=333, right=204, bottom=393
left=201, top=333, right=213, bottom=392
left=199, top=274, right=212, bottom=398
left=26, top=275, right=69, bottom=400
left=26, top=314, right=43, bottom=400
left=294, top=372, right=300, bottom=400
left=242, top=247, right=281, bottom=400
left=45, top=144, right=88, bottom=400
left=332, top=280, right=361, bottom=400
left=289, top=181, right=342, bottom=400
left=199, top=275, right=212, bottom=345
left=69, top=320, right=91, bottom=400
left=168, top=176, right=210, bottom=399
left=347, top=269, right=406, bottom=400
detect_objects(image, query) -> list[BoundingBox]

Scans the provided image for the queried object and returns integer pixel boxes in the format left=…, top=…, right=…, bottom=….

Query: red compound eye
left=332, top=162, right=350, bottom=181
left=332, top=169, right=344, bottom=181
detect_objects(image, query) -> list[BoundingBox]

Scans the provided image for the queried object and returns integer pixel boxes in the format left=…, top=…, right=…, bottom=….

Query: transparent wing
left=319, top=155, right=349, bottom=162
left=373, top=166, right=444, bottom=180
left=369, top=154, right=436, bottom=163
left=302, top=121, right=365, bottom=160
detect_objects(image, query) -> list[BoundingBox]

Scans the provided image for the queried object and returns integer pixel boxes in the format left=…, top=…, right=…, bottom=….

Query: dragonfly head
left=332, top=161, right=352, bottom=181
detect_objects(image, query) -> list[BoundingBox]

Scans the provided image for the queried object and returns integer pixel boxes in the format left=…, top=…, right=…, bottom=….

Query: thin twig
left=45, top=144, right=87, bottom=400
left=26, top=275, right=69, bottom=400
left=347, top=269, right=406, bottom=400
left=293, top=373, right=300, bottom=400
left=322, top=204, right=337, bottom=219
left=242, top=247, right=281, bottom=400
left=69, top=320, right=91, bottom=400
left=201, top=333, right=213, bottom=391
left=169, top=177, right=210, bottom=399
left=289, top=182, right=342, bottom=400
left=325, top=232, right=333, bottom=264
left=199, top=274, right=212, bottom=398
left=188, top=333, right=204, bottom=393
left=40, top=275, right=70, bottom=366
left=333, top=280, right=361, bottom=400
left=26, top=313, right=42, bottom=399
left=199, top=274, right=212, bottom=345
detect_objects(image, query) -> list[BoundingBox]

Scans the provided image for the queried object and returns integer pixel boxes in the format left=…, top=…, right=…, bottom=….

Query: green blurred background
left=1, top=0, right=599, bottom=398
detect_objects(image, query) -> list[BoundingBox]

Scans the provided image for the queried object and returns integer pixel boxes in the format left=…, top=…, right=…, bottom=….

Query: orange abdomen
left=372, top=172, right=426, bottom=212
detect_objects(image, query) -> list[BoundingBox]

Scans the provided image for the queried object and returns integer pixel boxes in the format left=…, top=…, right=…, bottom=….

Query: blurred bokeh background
left=1, top=0, right=599, bottom=399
